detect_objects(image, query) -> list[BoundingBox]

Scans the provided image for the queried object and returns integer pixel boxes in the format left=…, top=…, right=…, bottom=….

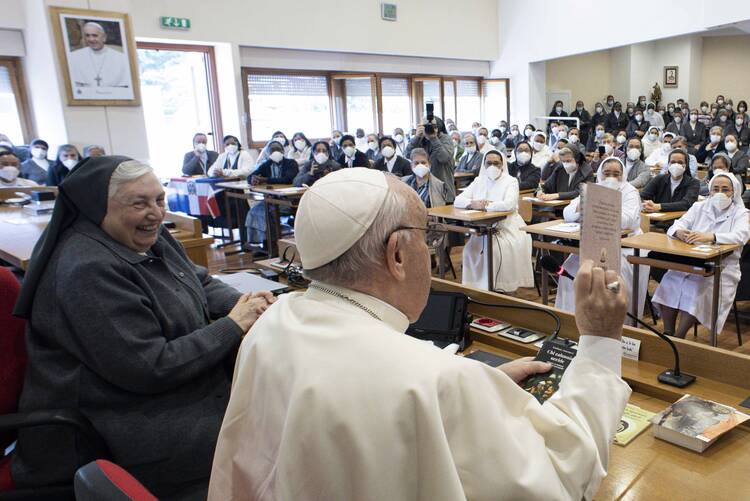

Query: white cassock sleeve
left=485, top=177, right=518, bottom=212
left=666, top=204, right=698, bottom=237
left=563, top=196, right=581, bottom=222
left=454, top=179, right=477, bottom=208
left=620, top=187, right=642, bottom=230
left=440, top=342, right=630, bottom=501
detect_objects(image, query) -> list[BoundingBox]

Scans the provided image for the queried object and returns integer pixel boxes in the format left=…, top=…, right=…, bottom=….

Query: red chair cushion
left=0, top=268, right=27, bottom=451
left=81, top=460, right=157, bottom=501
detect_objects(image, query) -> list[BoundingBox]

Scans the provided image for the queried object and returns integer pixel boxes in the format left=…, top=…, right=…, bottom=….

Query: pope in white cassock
left=68, top=22, right=132, bottom=99
left=208, top=168, right=632, bottom=500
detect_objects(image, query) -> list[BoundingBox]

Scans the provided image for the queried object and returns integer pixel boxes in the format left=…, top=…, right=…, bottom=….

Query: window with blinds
left=0, top=63, right=25, bottom=144
left=482, top=80, right=509, bottom=129
left=381, top=77, right=410, bottom=134
left=456, top=79, right=481, bottom=131
left=247, top=73, right=332, bottom=141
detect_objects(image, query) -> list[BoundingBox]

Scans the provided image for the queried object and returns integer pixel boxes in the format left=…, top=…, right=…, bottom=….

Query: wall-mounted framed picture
left=664, top=66, right=678, bottom=88
left=49, top=6, right=141, bottom=106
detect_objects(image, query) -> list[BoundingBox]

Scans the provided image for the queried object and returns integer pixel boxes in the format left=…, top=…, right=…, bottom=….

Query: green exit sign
left=160, top=16, right=190, bottom=29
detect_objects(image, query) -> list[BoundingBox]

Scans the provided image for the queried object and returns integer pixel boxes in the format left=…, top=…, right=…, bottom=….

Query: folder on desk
left=212, top=272, right=288, bottom=294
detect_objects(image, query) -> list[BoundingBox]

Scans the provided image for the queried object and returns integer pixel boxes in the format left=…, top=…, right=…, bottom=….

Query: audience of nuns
left=208, top=135, right=255, bottom=178
left=46, top=144, right=81, bottom=186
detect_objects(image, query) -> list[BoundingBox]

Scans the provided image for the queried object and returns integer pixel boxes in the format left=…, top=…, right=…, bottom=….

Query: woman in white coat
left=207, top=135, right=255, bottom=178
left=652, top=172, right=750, bottom=338
left=530, top=131, right=553, bottom=169
left=454, top=149, right=533, bottom=293
left=554, top=157, right=649, bottom=316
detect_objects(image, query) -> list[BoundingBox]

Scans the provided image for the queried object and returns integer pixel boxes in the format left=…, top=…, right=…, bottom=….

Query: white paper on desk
left=547, top=222, right=581, bottom=233
left=522, top=196, right=539, bottom=201
left=581, top=183, right=622, bottom=272
left=459, top=209, right=481, bottom=214
left=275, top=187, right=306, bottom=193
left=647, top=212, right=665, bottom=217
left=692, top=245, right=715, bottom=253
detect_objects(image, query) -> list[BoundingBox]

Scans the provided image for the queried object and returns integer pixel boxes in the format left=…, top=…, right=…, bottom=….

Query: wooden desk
left=639, top=210, right=686, bottom=233
left=621, top=232, right=740, bottom=347
left=431, top=277, right=750, bottom=500
left=453, top=171, right=475, bottom=190
left=427, top=205, right=511, bottom=291
left=0, top=205, right=212, bottom=269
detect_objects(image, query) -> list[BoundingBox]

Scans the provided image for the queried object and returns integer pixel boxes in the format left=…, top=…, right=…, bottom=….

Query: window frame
left=136, top=42, right=224, bottom=149
left=481, top=78, right=511, bottom=127
left=0, top=57, right=34, bottom=143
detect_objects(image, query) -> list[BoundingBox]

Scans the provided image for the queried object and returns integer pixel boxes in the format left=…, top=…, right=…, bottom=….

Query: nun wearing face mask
left=287, top=132, right=313, bottom=167
left=529, top=131, right=553, bottom=168
left=20, top=139, right=51, bottom=185
left=507, top=141, right=541, bottom=191
left=644, top=103, right=665, bottom=129
left=554, top=157, right=649, bottom=316
left=256, top=131, right=292, bottom=166
left=652, top=172, right=750, bottom=337
left=455, top=133, right=483, bottom=175
left=454, top=149, right=533, bottom=293
left=641, top=127, right=663, bottom=158
left=207, top=135, right=255, bottom=178
left=401, top=148, right=453, bottom=209
left=293, top=141, right=341, bottom=187
left=46, top=144, right=82, bottom=186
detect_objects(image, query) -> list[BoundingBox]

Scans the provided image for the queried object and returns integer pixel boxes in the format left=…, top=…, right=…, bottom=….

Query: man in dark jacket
left=569, top=100, right=592, bottom=145
left=182, top=133, right=219, bottom=176
left=373, top=136, right=412, bottom=176
left=605, top=102, right=629, bottom=133
left=641, top=149, right=700, bottom=213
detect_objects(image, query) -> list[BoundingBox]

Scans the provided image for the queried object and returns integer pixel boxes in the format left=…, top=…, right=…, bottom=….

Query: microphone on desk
left=539, top=256, right=696, bottom=388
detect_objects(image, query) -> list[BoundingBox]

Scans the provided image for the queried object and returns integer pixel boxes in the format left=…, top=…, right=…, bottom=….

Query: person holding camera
left=404, top=109, right=456, bottom=198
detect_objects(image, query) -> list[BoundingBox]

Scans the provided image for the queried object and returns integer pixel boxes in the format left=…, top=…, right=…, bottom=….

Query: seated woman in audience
left=696, top=125, right=725, bottom=163
left=641, top=126, right=662, bottom=158
left=83, top=144, right=106, bottom=158
left=12, top=156, right=273, bottom=499
left=256, top=131, right=291, bottom=165
left=555, top=157, right=647, bottom=315
left=586, top=123, right=606, bottom=152
left=207, top=135, right=255, bottom=178
left=683, top=109, right=706, bottom=153
left=615, top=130, right=628, bottom=152
left=530, top=130, right=552, bottom=168
left=293, top=140, right=341, bottom=187
left=46, top=144, right=81, bottom=186
left=506, top=124, right=521, bottom=148
left=698, top=101, right=713, bottom=127
left=645, top=102, right=665, bottom=129
left=287, top=132, right=312, bottom=166
left=722, top=133, right=750, bottom=182
left=589, top=133, right=623, bottom=172
left=645, top=131, right=676, bottom=172
left=666, top=109, right=684, bottom=135
left=653, top=172, right=750, bottom=338
left=538, top=147, right=594, bottom=201
left=246, top=140, right=300, bottom=252
left=699, top=152, right=745, bottom=196
left=455, top=133, right=483, bottom=175
left=454, top=149, right=533, bottom=293
left=521, top=123, right=536, bottom=144
left=329, top=130, right=343, bottom=159
left=20, top=138, right=50, bottom=184
left=392, top=128, right=407, bottom=156
left=489, top=128, right=504, bottom=149
left=450, top=130, right=464, bottom=162
left=714, top=108, right=731, bottom=128
left=507, top=141, right=541, bottom=191
left=626, top=109, right=649, bottom=139
left=725, top=113, right=750, bottom=151
left=0, top=151, right=37, bottom=187
left=641, top=148, right=700, bottom=214
left=182, top=133, right=218, bottom=176
left=476, top=127, right=492, bottom=154
left=354, top=128, right=368, bottom=152
left=591, top=102, right=607, bottom=131
left=566, top=127, right=583, bottom=152
left=737, top=100, right=749, bottom=124
left=373, top=136, right=411, bottom=176
left=336, top=134, right=369, bottom=167
left=623, top=138, right=651, bottom=189
left=365, top=133, right=381, bottom=164
left=402, top=147, right=453, bottom=209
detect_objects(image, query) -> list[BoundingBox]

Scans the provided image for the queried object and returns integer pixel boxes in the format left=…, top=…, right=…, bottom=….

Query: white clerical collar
left=305, top=281, right=410, bottom=333
left=386, top=155, right=397, bottom=171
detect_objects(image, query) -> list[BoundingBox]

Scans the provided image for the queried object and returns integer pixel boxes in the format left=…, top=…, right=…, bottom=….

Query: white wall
left=0, top=0, right=499, bottom=161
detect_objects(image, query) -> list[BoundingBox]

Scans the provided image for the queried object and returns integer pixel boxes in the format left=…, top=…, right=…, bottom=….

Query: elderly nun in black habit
left=12, top=156, right=274, bottom=499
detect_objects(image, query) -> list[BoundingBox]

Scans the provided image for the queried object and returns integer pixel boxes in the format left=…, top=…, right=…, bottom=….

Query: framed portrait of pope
left=50, top=6, right=141, bottom=106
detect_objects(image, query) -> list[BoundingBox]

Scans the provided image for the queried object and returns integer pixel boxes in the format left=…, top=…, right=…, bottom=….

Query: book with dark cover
left=522, top=338, right=577, bottom=404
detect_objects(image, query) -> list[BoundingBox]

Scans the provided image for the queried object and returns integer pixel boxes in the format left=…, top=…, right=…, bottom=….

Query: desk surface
left=427, top=205, right=511, bottom=223
left=521, top=219, right=582, bottom=240
left=643, top=210, right=686, bottom=222
left=215, top=180, right=251, bottom=190
left=454, top=171, right=475, bottom=179
left=521, top=196, right=572, bottom=207
left=622, top=232, right=739, bottom=259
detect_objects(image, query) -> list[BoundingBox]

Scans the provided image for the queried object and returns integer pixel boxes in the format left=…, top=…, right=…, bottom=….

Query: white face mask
left=499, top=126, right=507, bottom=133
left=562, top=161, right=577, bottom=174
left=551, top=126, right=559, bottom=134
left=532, top=141, right=544, bottom=151
left=476, top=135, right=487, bottom=145
left=0, top=166, right=19, bottom=182
left=195, top=143, right=207, bottom=153
left=273, top=137, right=285, bottom=146
left=516, top=151, right=531, bottom=165
left=485, top=165, right=502, bottom=179
left=332, top=136, right=342, bottom=144
left=60, top=157, right=77, bottom=169
left=511, top=129, right=519, bottom=137
left=558, top=131, right=568, bottom=139
left=635, top=115, right=643, bottom=122
left=708, top=134, right=721, bottom=145
left=524, top=129, right=533, bottom=138
left=381, top=146, right=395, bottom=158
left=668, top=163, right=685, bottom=178
left=725, top=141, right=738, bottom=152
left=662, top=142, right=672, bottom=152
left=568, top=134, right=579, bottom=143
left=710, top=192, right=732, bottom=210
left=604, top=144, right=614, bottom=155
left=627, top=148, right=641, bottom=161
left=674, top=116, right=682, bottom=123
left=367, top=141, right=378, bottom=151
left=737, top=119, right=745, bottom=127
left=601, top=176, right=621, bottom=190
left=270, top=151, right=284, bottom=163
left=225, top=144, right=238, bottom=155
left=555, top=106, right=563, bottom=113
left=412, top=163, right=430, bottom=178
left=31, top=147, right=47, bottom=159
left=596, top=107, right=603, bottom=113
left=490, top=136, right=500, bottom=145
left=595, top=129, right=604, bottom=138
left=616, top=135, right=626, bottom=144
left=394, top=134, right=404, bottom=143
left=344, top=146, right=356, bottom=157
left=648, top=133, right=658, bottom=141
left=313, top=152, right=329, bottom=164
left=294, top=139, right=307, bottom=151
left=465, top=145, right=476, bottom=154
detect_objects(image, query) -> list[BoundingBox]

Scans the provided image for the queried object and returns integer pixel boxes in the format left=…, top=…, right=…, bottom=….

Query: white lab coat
left=652, top=199, right=750, bottom=332
left=208, top=150, right=256, bottom=178
left=554, top=182, right=649, bottom=317
left=454, top=169, right=534, bottom=292
left=208, top=283, right=631, bottom=501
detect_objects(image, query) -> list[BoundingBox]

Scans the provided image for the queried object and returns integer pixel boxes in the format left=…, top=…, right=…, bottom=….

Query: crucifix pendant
left=95, top=75, right=102, bottom=86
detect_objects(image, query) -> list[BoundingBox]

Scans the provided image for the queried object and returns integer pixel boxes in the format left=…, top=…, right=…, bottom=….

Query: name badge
left=621, top=336, right=641, bottom=361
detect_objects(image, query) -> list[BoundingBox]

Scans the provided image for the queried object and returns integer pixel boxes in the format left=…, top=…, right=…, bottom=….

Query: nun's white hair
left=108, top=160, right=154, bottom=199
left=303, top=174, right=414, bottom=287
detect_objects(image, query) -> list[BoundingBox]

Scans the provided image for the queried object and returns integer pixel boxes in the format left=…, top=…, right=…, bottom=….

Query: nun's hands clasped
left=574, top=260, right=627, bottom=341
left=676, top=230, right=715, bottom=244
left=228, top=291, right=277, bottom=333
